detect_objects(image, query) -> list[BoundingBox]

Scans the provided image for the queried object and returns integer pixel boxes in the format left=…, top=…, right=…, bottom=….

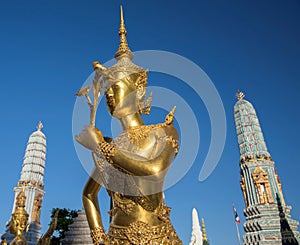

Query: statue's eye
left=112, top=84, right=121, bottom=92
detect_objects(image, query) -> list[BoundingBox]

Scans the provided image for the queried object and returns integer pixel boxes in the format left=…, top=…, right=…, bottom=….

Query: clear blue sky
left=1, top=1, right=300, bottom=244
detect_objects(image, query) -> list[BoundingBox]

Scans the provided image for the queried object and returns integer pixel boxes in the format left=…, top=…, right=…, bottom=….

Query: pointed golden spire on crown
left=114, top=5, right=134, bottom=60
left=202, top=218, right=208, bottom=241
left=236, top=90, right=245, bottom=101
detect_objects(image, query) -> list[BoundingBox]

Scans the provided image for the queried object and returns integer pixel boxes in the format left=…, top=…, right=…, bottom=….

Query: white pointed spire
left=19, top=122, right=46, bottom=186
left=3, top=123, right=47, bottom=244
left=189, top=208, right=203, bottom=245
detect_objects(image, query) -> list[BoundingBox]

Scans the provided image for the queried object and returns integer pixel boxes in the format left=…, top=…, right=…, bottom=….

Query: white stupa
left=2, top=122, right=47, bottom=245
left=189, top=208, right=203, bottom=245
left=61, top=208, right=93, bottom=245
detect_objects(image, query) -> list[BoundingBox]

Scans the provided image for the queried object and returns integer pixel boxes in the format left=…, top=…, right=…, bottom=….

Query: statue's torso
left=100, top=124, right=182, bottom=244
left=106, top=125, right=169, bottom=224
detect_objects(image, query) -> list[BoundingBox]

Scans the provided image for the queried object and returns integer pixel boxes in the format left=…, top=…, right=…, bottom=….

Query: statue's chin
left=111, top=108, right=129, bottom=119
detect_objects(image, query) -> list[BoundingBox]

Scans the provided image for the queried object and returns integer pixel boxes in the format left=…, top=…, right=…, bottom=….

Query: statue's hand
left=75, top=126, right=104, bottom=151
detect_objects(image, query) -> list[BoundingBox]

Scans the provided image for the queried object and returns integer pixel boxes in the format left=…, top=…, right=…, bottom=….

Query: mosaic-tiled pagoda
left=2, top=122, right=47, bottom=245
left=234, top=91, right=300, bottom=245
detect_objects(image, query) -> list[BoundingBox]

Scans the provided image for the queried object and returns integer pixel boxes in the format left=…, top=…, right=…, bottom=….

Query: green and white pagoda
left=234, top=91, right=300, bottom=245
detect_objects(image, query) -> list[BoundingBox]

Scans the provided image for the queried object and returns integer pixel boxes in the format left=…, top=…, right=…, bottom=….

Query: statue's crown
left=93, top=6, right=148, bottom=94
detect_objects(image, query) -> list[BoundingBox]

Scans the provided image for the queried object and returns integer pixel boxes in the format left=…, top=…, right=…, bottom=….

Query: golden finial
left=114, top=5, right=134, bottom=60
left=202, top=218, right=208, bottom=241
left=37, top=121, right=43, bottom=131
left=236, top=90, right=245, bottom=101
left=165, top=106, right=176, bottom=125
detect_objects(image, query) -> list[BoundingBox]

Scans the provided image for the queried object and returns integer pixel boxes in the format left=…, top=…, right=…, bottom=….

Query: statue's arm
left=111, top=143, right=175, bottom=176
left=82, top=167, right=104, bottom=228
left=98, top=126, right=179, bottom=177
left=82, top=167, right=108, bottom=244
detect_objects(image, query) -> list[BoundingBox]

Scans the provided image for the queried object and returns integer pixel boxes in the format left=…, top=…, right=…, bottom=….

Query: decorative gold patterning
left=126, top=106, right=178, bottom=147
left=239, top=154, right=272, bottom=164
left=107, top=221, right=182, bottom=245
left=18, top=180, right=44, bottom=189
left=90, top=226, right=107, bottom=244
left=125, top=221, right=153, bottom=244
left=112, top=192, right=136, bottom=215
left=252, top=166, right=274, bottom=204
left=96, top=141, right=116, bottom=164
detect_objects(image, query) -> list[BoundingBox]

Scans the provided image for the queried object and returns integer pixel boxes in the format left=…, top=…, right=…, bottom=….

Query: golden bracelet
left=95, top=142, right=116, bottom=163
left=90, top=226, right=107, bottom=244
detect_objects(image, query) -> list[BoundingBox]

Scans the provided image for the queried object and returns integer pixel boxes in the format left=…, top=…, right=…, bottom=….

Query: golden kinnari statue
left=5, top=191, right=29, bottom=245
left=76, top=6, right=182, bottom=245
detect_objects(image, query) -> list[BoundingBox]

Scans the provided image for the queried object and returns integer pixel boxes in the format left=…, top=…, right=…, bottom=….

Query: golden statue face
left=9, top=216, right=23, bottom=234
left=10, top=212, right=28, bottom=235
left=105, top=78, right=140, bottom=118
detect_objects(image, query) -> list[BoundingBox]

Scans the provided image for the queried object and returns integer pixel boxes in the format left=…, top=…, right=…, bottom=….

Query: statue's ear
left=138, top=92, right=152, bottom=115
left=136, top=87, right=146, bottom=100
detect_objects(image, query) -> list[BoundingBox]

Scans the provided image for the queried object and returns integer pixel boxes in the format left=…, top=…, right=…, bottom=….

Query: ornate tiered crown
left=93, top=6, right=148, bottom=91
left=92, top=6, right=151, bottom=113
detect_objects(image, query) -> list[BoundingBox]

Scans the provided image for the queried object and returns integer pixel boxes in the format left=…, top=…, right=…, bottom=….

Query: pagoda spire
left=2, top=122, right=47, bottom=245
left=37, top=121, right=43, bottom=131
left=234, top=91, right=269, bottom=159
left=114, top=5, right=133, bottom=60
left=234, top=92, right=300, bottom=244
left=236, top=90, right=245, bottom=100
left=202, top=218, right=208, bottom=242
left=19, top=122, right=46, bottom=190
left=189, top=208, right=202, bottom=245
